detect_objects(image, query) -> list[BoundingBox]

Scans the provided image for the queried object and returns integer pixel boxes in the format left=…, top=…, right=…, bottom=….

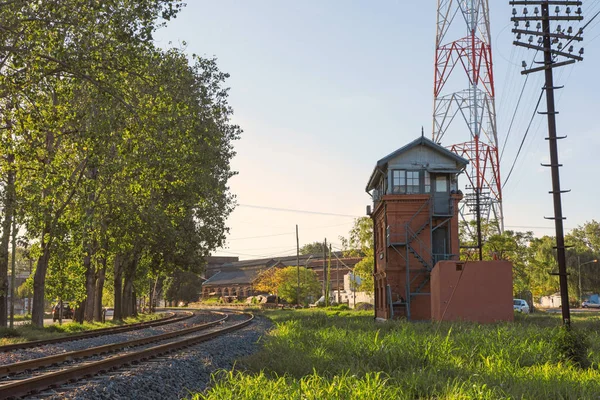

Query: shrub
left=553, top=326, right=590, bottom=368
left=355, top=302, right=374, bottom=311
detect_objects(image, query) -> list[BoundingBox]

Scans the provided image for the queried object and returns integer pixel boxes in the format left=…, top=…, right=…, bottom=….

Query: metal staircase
left=386, top=198, right=437, bottom=320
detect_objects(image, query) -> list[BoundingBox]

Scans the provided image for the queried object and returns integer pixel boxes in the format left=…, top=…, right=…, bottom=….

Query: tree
left=277, top=266, right=321, bottom=305
left=340, top=217, right=374, bottom=293
left=300, top=242, right=326, bottom=255
left=164, top=270, right=203, bottom=306
left=254, top=267, right=284, bottom=303
left=253, top=266, right=320, bottom=305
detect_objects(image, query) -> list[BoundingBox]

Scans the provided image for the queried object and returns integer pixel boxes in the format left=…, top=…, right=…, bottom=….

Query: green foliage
left=195, top=310, right=600, bottom=399
left=300, top=242, right=326, bottom=255
left=340, top=217, right=374, bottom=293
left=0, top=1, right=240, bottom=324
left=277, top=267, right=321, bottom=304
left=164, top=270, right=203, bottom=305
left=255, top=267, right=321, bottom=305
left=553, top=327, right=590, bottom=368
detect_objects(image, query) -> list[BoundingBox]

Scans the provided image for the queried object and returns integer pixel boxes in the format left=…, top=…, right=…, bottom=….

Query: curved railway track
left=0, top=311, right=253, bottom=399
left=0, top=312, right=194, bottom=353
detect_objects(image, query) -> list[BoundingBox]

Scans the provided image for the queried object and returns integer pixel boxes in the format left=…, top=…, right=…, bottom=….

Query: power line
left=502, top=88, right=544, bottom=189
left=500, top=72, right=532, bottom=162
left=238, top=204, right=360, bottom=218
left=227, top=232, right=294, bottom=241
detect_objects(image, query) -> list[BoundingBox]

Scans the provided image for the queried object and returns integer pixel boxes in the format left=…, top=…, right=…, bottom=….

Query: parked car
left=52, top=302, right=74, bottom=321
left=513, top=299, right=530, bottom=314
left=581, top=300, right=600, bottom=308
left=103, top=307, right=114, bottom=317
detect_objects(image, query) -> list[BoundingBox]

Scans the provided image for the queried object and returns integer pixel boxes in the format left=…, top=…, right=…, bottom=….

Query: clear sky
left=154, top=1, right=600, bottom=260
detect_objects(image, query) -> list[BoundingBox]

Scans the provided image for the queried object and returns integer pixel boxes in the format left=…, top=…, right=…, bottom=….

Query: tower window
left=392, top=170, right=422, bottom=194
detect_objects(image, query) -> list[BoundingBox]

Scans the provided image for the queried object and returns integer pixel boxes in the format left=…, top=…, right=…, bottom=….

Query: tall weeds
left=195, top=310, right=600, bottom=399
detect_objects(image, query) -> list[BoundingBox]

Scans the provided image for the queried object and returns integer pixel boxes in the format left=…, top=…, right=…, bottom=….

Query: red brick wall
left=372, top=193, right=463, bottom=320
left=431, top=260, right=514, bottom=323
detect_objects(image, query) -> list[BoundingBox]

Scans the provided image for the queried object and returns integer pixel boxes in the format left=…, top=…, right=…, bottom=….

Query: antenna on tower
left=433, top=0, right=503, bottom=259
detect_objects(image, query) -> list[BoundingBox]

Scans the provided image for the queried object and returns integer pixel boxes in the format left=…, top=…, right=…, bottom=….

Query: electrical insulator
left=516, top=33, right=522, bottom=40
left=579, top=48, right=584, bottom=55
left=567, top=26, right=572, bottom=34
left=555, top=6, right=560, bottom=14
left=566, top=7, right=571, bottom=15
left=528, top=35, right=533, bottom=43
left=512, top=8, right=517, bottom=16
left=522, top=60, right=527, bottom=69
left=514, top=21, right=519, bottom=28
left=557, top=42, right=563, bottom=50
left=576, top=7, right=582, bottom=15
left=525, top=21, right=530, bottom=28
left=536, top=22, right=541, bottom=31
left=523, top=7, right=528, bottom=15
left=568, top=45, right=573, bottom=53
left=538, top=37, right=543, bottom=44
left=556, top=24, right=562, bottom=33
left=534, top=7, right=539, bottom=15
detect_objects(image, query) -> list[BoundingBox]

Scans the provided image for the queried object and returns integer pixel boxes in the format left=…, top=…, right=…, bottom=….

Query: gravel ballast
left=2, top=313, right=220, bottom=366
left=34, top=314, right=271, bottom=400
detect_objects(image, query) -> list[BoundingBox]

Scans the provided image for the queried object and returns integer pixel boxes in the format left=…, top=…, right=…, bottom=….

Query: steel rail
left=0, top=312, right=194, bottom=352
left=0, top=312, right=254, bottom=400
left=0, top=312, right=228, bottom=377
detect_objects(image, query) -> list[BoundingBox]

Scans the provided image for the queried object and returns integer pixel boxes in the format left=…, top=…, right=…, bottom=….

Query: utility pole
left=510, top=0, right=584, bottom=328
left=327, top=244, right=332, bottom=306
left=336, top=258, right=340, bottom=304
left=322, top=238, right=327, bottom=301
left=9, top=218, right=16, bottom=329
left=296, top=225, right=300, bottom=306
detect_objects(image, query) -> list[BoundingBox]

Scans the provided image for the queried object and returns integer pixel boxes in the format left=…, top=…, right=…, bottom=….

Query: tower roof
left=366, top=135, right=469, bottom=192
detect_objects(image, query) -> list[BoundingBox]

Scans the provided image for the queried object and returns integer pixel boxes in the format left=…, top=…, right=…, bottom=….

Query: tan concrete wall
left=431, top=260, right=514, bottom=323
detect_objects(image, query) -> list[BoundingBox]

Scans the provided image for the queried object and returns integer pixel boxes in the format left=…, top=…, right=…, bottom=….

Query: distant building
left=201, top=253, right=364, bottom=302
left=202, top=258, right=283, bottom=298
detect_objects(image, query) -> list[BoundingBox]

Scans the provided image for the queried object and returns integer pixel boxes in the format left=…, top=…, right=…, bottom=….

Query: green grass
left=193, top=309, right=600, bottom=399
left=0, top=313, right=162, bottom=345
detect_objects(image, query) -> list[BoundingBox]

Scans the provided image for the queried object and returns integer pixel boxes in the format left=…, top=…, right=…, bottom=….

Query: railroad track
left=0, top=311, right=253, bottom=399
left=0, top=312, right=194, bottom=353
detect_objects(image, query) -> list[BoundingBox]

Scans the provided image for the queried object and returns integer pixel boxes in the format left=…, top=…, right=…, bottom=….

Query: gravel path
left=33, top=315, right=271, bottom=400
left=1, top=312, right=220, bottom=365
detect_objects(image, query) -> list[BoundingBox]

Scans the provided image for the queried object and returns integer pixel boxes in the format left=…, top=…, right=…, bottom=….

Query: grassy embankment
left=195, top=308, right=600, bottom=399
left=0, top=313, right=162, bottom=345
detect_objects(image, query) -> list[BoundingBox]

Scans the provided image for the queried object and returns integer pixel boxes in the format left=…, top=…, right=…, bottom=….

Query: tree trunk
left=150, top=276, right=161, bottom=313
left=0, top=157, right=16, bottom=327
left=122, top=272, right=134, bottom=317
left=121, top=253, right=139, bottom=318
left=83, top=166, right=98, bottom=322
left=93, top=262, right=106, bottom=321
left=74, top=301, right=85, bottom=323
left=132, top=290, right=137, bottom=317
left=83, top=250, right=95, bottom=322
left=32, top=245, right=51, bottom=327
left=113, top=254, right=123, bottom=321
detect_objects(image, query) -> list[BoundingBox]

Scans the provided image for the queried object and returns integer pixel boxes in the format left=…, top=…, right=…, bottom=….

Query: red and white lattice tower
left=433, top=0, right=503, bottom=234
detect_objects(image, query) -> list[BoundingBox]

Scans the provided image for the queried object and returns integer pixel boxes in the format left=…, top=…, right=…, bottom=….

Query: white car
left=513, top=299, right=530, bottom=314
left=581, top=301, right=600, bottom=309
